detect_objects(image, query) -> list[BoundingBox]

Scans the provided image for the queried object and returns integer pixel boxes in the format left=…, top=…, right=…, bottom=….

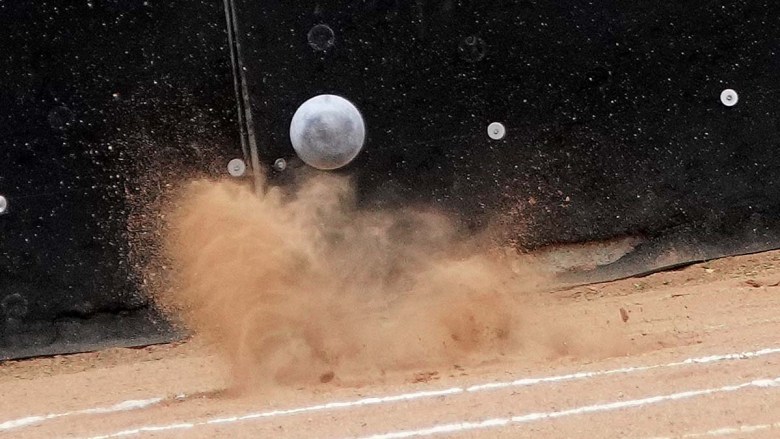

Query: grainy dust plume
left=161, top=173, right=552, bottom=390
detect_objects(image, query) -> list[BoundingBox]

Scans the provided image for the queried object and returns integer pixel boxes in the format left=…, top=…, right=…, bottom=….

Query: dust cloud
left=158, top=172, right=628, bottom=391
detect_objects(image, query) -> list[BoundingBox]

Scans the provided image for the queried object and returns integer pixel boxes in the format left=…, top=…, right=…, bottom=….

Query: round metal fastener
left=0, top=195, right=7, bottom=215
left=274, top=158, right=287, bottom=171
left=227, top=158, right=246, bottom=177
left=720, top=89, right=739, bottom=107
left=459, top=35, right=487, bottom=62
left=308, top=24, right=335, bottom=52
left=487, top=122, right=506, bottom=140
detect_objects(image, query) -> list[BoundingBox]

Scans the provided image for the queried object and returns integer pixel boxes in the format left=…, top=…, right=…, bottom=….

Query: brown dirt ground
left=2, top=250, right=780, bottom=438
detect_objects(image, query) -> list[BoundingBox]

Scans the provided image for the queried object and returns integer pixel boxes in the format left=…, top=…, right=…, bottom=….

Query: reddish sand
left=2, top=250, right=780, bottom=438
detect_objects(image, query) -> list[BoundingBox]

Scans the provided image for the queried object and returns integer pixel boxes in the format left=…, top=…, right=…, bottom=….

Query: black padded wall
left=231, top=0, right=780, bottom=279
left=0, top=1, right=241, bottom=359
left=1, top=0, right=778, bottom=359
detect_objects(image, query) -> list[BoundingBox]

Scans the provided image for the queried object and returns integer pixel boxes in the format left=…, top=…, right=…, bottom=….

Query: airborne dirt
left=6, top=176, right=780, bottom=438
left=159, top=174, right=649, bottom=392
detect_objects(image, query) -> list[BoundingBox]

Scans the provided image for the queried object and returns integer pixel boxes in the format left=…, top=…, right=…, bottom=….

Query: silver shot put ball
left=289, top=94, right=366, bottom=170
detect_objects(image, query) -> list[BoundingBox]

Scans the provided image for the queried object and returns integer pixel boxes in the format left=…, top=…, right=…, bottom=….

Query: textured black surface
left=0, top=1, right=240, bottom=359
left=233, top=0, right=780, bottom=277
left=1, top=1, right=779, bottom=359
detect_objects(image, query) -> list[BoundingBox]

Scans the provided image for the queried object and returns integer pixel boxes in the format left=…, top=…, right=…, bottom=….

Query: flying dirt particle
left=412, top=371, right=439, bottom=383
left=619, top=307, right=629, bottom=323
left=744, top=279, right=762, bottom=288
left=319, top=371, right=335, bottom=384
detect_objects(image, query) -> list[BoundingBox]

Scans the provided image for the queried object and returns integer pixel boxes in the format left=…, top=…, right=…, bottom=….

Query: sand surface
left=2, top=250, right=780, bottom=438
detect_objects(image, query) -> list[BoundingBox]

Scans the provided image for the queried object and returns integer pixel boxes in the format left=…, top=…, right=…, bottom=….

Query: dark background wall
left=0, top=0, right=241, bottom=359
left=235, top=0, right=780, bottom=279
left=0, top=0, right=778, bottom=359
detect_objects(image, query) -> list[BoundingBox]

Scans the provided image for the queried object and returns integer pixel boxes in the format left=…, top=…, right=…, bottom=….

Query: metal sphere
left=289, top=94, right=366, bottom=170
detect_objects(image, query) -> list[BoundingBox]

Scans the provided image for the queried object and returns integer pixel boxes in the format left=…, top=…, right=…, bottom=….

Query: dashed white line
left=0, top=398, right=162, bottom=432
left=643, top=421, right=780, bottom=438
left=75, top=346, right=780, bottom=439
left=350, top=378, right=780, bottom=439
left=83, top=389, right=464, bottom=439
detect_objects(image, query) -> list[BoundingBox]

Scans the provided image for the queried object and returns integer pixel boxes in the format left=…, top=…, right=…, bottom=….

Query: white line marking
left=0, top=398, right=163, bottom=432
left=78, top=346, right=780, bottom=439
left=465, top=347, right=780, bottom=392
left=643, top=421, right=780, bottom=438
left=350, top=377, right=780, bottom=439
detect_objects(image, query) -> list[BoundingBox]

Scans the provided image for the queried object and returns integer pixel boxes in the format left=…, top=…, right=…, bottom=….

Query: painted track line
left=0, top=398, right=162, bottom=432
left=74, top=346, right=780, bottom=439
left=644, top=421, right=780, bottom=438
left=348, top=377, right=780, bottom=439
